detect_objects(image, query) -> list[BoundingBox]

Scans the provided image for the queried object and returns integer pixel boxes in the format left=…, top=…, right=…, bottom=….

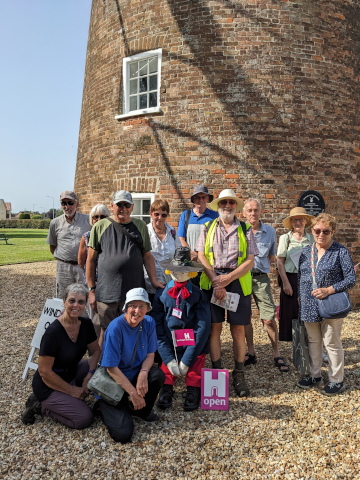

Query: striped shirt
left=196, top=218, right=258, bottom=269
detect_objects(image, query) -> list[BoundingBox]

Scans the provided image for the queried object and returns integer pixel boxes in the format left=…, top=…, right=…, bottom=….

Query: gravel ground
left=1, top=261, right=360, bottom=480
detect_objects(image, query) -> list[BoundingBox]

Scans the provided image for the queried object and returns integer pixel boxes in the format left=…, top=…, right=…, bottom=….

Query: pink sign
left=172, top=329, right=195, bottom=347
left=201, top=368, right=229, bottom=411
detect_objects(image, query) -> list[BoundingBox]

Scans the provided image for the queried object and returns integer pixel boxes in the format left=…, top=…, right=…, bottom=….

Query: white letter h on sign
left=203, top=370, right=226, bottom=397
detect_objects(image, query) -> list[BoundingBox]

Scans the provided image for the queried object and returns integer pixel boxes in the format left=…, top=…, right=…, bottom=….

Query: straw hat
left=209, top=189, right=244, bottom=212
left=283, top=207, right=314, bottom=230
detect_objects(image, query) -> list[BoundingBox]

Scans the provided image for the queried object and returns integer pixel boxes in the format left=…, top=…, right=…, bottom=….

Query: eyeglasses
left=219, top=199, right=237, bottom=206
left=61, top=200, right=75, bottom=206
left=116, top=202, right=132, bottom=209
left=127, top=304, right=147, bottom=310
left=193, top=195, right=208, bottom=201
left=67, top=298, right=86, bottom=305
left=153, top=212, right=168, bottom=218
left=93, top=215, right=107, bottom=220
left=313, top=228, right=332, bottom=236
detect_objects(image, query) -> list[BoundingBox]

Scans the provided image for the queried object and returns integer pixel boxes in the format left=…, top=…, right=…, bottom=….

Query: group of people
left=21, top=186, right=356, bottom=443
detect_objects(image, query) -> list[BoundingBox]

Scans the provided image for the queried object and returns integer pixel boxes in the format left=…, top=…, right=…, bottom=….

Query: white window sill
left=115, top=107, right=162, bottom=120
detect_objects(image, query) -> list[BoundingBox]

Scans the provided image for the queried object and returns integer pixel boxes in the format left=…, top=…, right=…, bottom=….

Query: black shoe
left=157, top=384, right=174, bottom=410
left=21, top=394, right=42, bottom=425
left=232, top=369, right=250, bottom=397
left=132, top=410, right=159, bottom=422
left=184, top=386, right=201, bottom=412
left=244, top=353, right=257, bottom=367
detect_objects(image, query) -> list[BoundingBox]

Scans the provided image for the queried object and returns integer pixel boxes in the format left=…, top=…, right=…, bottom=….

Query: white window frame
left=115, top=49, right=162, bottom=120
left=131, top=193, right=155, bottom=224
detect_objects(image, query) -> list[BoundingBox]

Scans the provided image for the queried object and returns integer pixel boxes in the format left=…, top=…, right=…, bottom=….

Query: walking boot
left=232, top=369, right=250, bottom=397
left=157, top=384, right=174, bottom=410
left=21, top=393, right=42, bottom=425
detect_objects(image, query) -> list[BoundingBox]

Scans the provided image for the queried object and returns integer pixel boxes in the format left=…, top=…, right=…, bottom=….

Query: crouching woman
left=97, top=288, right=164, bottom=443
left=21, top=284, right=101, bottom=428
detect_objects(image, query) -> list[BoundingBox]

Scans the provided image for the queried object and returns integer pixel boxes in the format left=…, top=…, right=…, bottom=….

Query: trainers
left=132, top=410, right=159, bottom=422
left=297, top=376, right=323, bottom=390
left=157, top=384, right=174, bottom=410
left=321, top=382, right=345, bottom=396
left=21, top=393, right=42, bottom=425
left=232, top=369, right=250, bottom=397
left=184, top=386, right=201, bottom=412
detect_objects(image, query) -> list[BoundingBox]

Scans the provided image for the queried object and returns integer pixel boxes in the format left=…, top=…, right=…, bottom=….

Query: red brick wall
left=75, top=0, right=360, bottom=305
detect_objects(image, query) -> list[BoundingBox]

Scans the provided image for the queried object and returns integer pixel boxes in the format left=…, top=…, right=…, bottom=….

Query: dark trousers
left=99, top=366, right=164, bottom=443
left=40, top=359, right=93, bottom=429
left=279, top=272, right=299, bottom=341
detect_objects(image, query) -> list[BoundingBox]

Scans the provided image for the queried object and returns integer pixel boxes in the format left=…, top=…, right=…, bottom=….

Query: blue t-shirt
left=101, top=314, right=158, bottom=381
left=178, top=208, right=218, bottom=250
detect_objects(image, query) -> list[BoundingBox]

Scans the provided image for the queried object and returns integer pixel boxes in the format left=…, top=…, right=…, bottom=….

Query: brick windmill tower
left=75, top=0, right=359, bottom=303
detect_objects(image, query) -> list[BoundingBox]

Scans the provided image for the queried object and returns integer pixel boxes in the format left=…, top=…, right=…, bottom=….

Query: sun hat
left=160, top=247, right=204, bottom=273
left=60, top=191, right=78, bottom=202
left=190, top=185, right=213, bottom=203
left=122, top=288, right=151, bottom=311
left=283, top=207, right=315, bottom=230
left=113, top=190, right=133, bottom=205
left=209, top=189, right=244, bottom=212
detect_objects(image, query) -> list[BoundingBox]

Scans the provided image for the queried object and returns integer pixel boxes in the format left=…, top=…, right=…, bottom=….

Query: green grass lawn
left=0, top=229, right=55, bottom=265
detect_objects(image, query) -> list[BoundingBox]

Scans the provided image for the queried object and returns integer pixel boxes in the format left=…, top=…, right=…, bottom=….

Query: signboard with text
left=298, top=190, right=325, bottom=217
left=201, top=368, right=229, bottom=411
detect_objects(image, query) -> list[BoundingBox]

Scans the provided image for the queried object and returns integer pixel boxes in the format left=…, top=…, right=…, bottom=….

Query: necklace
left=60, top=317, right=80, bottom=341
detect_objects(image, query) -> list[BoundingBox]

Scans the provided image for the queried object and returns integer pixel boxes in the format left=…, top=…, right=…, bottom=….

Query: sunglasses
left=193, top=195, right=208, bottom=200
left=153, top=212, right=168, bottom=218
left=313, top=229, right=332, bottom=236
left=219, top=199, right=236, bottom=206
left=93, top=215, right=107, bottom=220
left=67, top=298, right=86, bottom=305
left=116, top=202, right=132, bottom=209
left=61, top=200, right=75, bottom=206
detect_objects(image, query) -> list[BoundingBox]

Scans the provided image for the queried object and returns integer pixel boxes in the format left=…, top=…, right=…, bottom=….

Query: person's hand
left=282, top=282, right=293, bottom=296
left=179, top=361, right=189, bottom=376
left=136, top=371, right=149, bottom=397
left=311, top=287, right=331, bottom=300
left=190, top=250, right=198, bottom=261
left=167, top=359, right=180, bottom=376
left=128, top=391, right=146, bottom=410
left=212, top=274, right=233, bottom=289
left=152, top=279, right=166, bottom=289
left=81, top=372, right=93, bottom=393
left=214, top=287, right=227, bottom=301
left=70, top=385, right=87, bottom=400
left=88, top=290, right=97, bottom=312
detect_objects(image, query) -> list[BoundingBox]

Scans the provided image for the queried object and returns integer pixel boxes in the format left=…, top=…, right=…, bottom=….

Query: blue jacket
left=151, top=280, right=211, bottom=367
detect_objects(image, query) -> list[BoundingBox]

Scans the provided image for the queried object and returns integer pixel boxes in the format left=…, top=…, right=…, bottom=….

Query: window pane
left=130, top=79, right=138, bottom=94
left=149, top=75, right=157, bottom=91
left=149, top=92, right=157, bottom=107
left=142, top=215, right=151, bottom=225
left=139, top=77, right=148, bottom=93
left=132, top=199, right=141, bottom=216
left=149, top=57, right=157, bottom=74
left=129, top=96, right=137, bottom=111
left=139, top=60, right=148, bottom=76
left=130, top=62, right=138, bottom=79
left=142, top=199, right=151, bottom=215
left=140, top=94, right=147, bottom=109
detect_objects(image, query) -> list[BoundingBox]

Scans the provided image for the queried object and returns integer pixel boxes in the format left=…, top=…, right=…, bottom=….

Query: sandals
left=244, top=353, right=257, bottom=366
left=274, top=356, right=290, bottom=373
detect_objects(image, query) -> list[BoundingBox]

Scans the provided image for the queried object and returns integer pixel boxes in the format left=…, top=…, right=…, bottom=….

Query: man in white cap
left=47, top=190, right=90, bottom=298
left=87, top=190, right=164, bottom=342
left=196, top=189, right=258, bottom=397
left=242, top=198, right=289, bottom=372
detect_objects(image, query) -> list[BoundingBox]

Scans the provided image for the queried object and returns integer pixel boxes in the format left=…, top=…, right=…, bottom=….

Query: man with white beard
left=196, top=189, right=258, bottom=397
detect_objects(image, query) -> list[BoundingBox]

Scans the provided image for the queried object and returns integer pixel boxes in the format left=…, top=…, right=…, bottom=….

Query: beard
left=219, top=210, right=235, bottom=223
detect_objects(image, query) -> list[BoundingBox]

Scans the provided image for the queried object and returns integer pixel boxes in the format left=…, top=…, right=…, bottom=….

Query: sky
left=0, top=0, right=92, bottom=214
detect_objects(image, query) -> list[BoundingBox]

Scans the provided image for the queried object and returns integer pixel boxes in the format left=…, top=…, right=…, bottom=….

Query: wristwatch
left=88, top=286, right=96, bottom=291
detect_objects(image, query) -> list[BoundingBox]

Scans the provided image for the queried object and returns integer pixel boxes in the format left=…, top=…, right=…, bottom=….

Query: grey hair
left=63, top=283, right=89, bottom=302
left=243, top=198, right=262, bottom=210
left=89, top=203, right=111, bottom=225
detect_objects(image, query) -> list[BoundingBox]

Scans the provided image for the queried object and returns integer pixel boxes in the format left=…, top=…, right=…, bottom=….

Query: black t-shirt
left=32, top=317, right=97, bottom=401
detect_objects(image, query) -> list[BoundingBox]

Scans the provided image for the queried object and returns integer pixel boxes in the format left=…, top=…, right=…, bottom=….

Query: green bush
left=31, top=215, right=43, bottom=219
left=0, top=219, right=51, bottom=229
left=19, top=213, right=31, bottom=219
